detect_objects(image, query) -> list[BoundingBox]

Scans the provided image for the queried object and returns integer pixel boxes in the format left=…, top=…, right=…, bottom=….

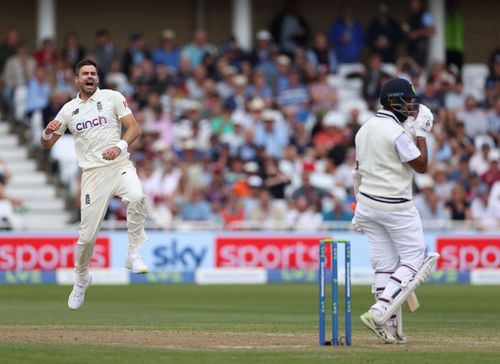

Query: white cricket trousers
left=75, top=159, right=147, bottom=283
left=354, top=201, right=425, bottom=274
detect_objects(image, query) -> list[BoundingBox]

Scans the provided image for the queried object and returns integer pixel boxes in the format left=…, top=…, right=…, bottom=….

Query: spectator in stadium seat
left=269, top=0, right=311, bottom=58
left=92, top=29, right=120, bottom=81
left=263, top=157, right=290, bottom=199
left=2, top=43, right=35, bottom=116
left=306, top=32, right=338, bottom=74
left=469, top=143, right=492, bottom=176
left=485, top=56, right=500, bottom=107
left=245, top=69, right=273, bottom=106
left=34, top=38, right=58, bottom=70
left=362, top=53, right=390, bottom=110
left=327, top=5, right=364, bottom=64
left=487, top=97, right=500, bottom=141
left=445, top=182, right=472, bottom=220
left=291, top=171, right=329, bottom=212
left=0, top=27, right=19, bottom=76
left=286, top=195, right=323, bottom=230
left=25, top=65, right=51, bottom=117
left=61, top=32, right=85, bottom=69
left=253, top=109, right=289, bottom=159
left=179, top=188, right=212, bottom=221
left=414, top=175, right=450, bottom=222
left=220, top=191, right=245, bottom=229
left=152, top=29, right=181, bottom=73
left=277, top=66, right=309, bottom=108
left=444, top=77, right=466, bottom=110
left=122, top=32, right=151, bottom=78
left=456, top=96, right=489, bottom=138
left=402, top=0, right=435, bottom=67
left=480, top=149, right=500, bottom=188
left=249, top=30, right=278, bottom=82
left=182, top=30, right=217, bottom=69
left=470, top=183, right=495, bottom=229
left=365, top=3, right=403, bottom=63
left=308, top=64, right=338, bottom=112
left=248, top=188, right=286, bottom=229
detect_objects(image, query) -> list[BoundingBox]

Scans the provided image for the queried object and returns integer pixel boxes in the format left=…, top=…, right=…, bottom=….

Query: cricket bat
left=405, top=292, right=420, bottom=312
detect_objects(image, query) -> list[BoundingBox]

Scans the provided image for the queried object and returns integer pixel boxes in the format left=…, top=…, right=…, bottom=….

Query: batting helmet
left=380, top=78, right=417, bottom=119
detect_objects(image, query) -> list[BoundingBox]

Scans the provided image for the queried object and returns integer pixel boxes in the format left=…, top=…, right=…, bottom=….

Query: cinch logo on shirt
left=75, top=116, right=108, bottom=131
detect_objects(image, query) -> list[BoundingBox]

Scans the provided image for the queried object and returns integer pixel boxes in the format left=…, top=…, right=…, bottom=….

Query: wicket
left=319, top=239, right=352, bottom=346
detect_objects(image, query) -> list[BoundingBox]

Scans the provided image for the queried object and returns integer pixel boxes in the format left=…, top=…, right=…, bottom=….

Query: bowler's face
left=76, top=65, right=99, bottom=95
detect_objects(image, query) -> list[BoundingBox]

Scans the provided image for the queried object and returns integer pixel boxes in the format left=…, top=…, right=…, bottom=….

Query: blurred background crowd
left=0, top=0, right=499, bottom=230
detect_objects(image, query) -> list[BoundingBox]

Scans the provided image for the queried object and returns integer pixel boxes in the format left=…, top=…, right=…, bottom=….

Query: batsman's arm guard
left=373, top=253, right=440, bottom=326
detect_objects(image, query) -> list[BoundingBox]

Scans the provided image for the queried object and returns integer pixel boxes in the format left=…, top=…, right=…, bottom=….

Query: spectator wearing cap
left=414, top=174, right=450, bottom=223
left=306, top=32, right=338, bottom=74
left=152, top=29, right=181, bottom=73
left=253, top=109, right=289, bottom=159
left=471, top=183, right=496, bottom=229
left=182, top=30, right=217, bottom=68
left=274, top=54, right=291, bottom=94
left=250, top=29, right=278, bottom=80
left=365, top=3, right=403, bottom=63
left=242, top=174, right=264, bottom=218
left=481, top=148, right=500, bottom=188
left=313, top=111, right=346, bottom=154
left=244, top=68, right=273, bottom=106
left=327, top=5, right=364, bottom=64
left=186, top=65, right=208, bottom=100
left=470, top=143, right=492, bottom=176
left=220, top=113, right=246, bottom=156
left=122, top=32, right=151, bottom=78
left=216, top=65, right=237, bottom=100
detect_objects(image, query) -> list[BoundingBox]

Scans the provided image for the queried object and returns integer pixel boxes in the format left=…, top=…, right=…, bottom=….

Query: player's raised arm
left=40, top=120, right=63, bottom=149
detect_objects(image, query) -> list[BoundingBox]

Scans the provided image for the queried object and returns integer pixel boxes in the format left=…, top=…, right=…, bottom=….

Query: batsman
left=352, top=78, right=439, bottom=343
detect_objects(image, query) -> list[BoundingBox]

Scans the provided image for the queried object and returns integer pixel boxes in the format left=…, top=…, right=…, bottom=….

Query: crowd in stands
left=0, top=0, right=499, bottom=230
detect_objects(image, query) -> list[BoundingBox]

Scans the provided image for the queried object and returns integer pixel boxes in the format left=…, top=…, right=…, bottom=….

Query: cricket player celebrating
left=353, top=78, right=439, bottom=343
left=41, top=59, right=148, bottom=310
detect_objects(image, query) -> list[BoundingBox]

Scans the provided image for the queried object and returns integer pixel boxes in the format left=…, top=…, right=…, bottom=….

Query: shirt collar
left=376, top=109, right=401, bottom=125
left=77, top=87, right=101, bottom=103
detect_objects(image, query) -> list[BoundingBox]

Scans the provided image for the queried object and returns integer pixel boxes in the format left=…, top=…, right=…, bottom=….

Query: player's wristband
left=42, top=130, right=53, bottom=141
left=415, top=128, right=427, bottom=138
left=116, top=139, right=128, bottom=153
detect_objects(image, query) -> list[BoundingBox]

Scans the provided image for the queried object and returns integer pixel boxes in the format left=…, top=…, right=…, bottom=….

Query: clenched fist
left=44, top=120, right=62, bottom=134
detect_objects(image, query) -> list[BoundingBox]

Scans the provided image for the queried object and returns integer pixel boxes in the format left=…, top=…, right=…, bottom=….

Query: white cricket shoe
left=68, top=275, right=92, bottom=311
left=125, top=253, right=148, bottom=274
left=360, top=311, right=397, bottom=344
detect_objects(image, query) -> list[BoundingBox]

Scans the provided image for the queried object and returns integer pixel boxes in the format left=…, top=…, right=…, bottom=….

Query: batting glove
left=414, top=104, right=434, bottom=136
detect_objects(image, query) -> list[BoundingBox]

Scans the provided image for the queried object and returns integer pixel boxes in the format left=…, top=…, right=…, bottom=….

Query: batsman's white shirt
left=54, top=88, right=132, bottom=170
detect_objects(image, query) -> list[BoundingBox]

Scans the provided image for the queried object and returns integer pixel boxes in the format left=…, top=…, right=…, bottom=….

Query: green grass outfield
left=1, top=284, right=499, bottom=363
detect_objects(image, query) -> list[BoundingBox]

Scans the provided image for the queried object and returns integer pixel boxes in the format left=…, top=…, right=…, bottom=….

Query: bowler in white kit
left=41, top=59, right=148, bottom=310
left=352, top=78, right=439, bottom=343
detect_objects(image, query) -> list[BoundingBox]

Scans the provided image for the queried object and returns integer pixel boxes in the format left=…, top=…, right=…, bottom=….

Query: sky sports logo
left=75, top=116, right=107, bottom=131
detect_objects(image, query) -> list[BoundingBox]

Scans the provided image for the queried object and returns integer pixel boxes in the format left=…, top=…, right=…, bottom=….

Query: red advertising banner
left=436, top=237, right=500, bottom=270
left=0, top=236, right=110, bottom=270
left=215, top=236, right=328, bottom=269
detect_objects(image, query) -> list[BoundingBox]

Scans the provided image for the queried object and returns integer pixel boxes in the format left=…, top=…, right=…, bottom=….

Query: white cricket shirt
left=54, top=88, right=132, bottom=170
